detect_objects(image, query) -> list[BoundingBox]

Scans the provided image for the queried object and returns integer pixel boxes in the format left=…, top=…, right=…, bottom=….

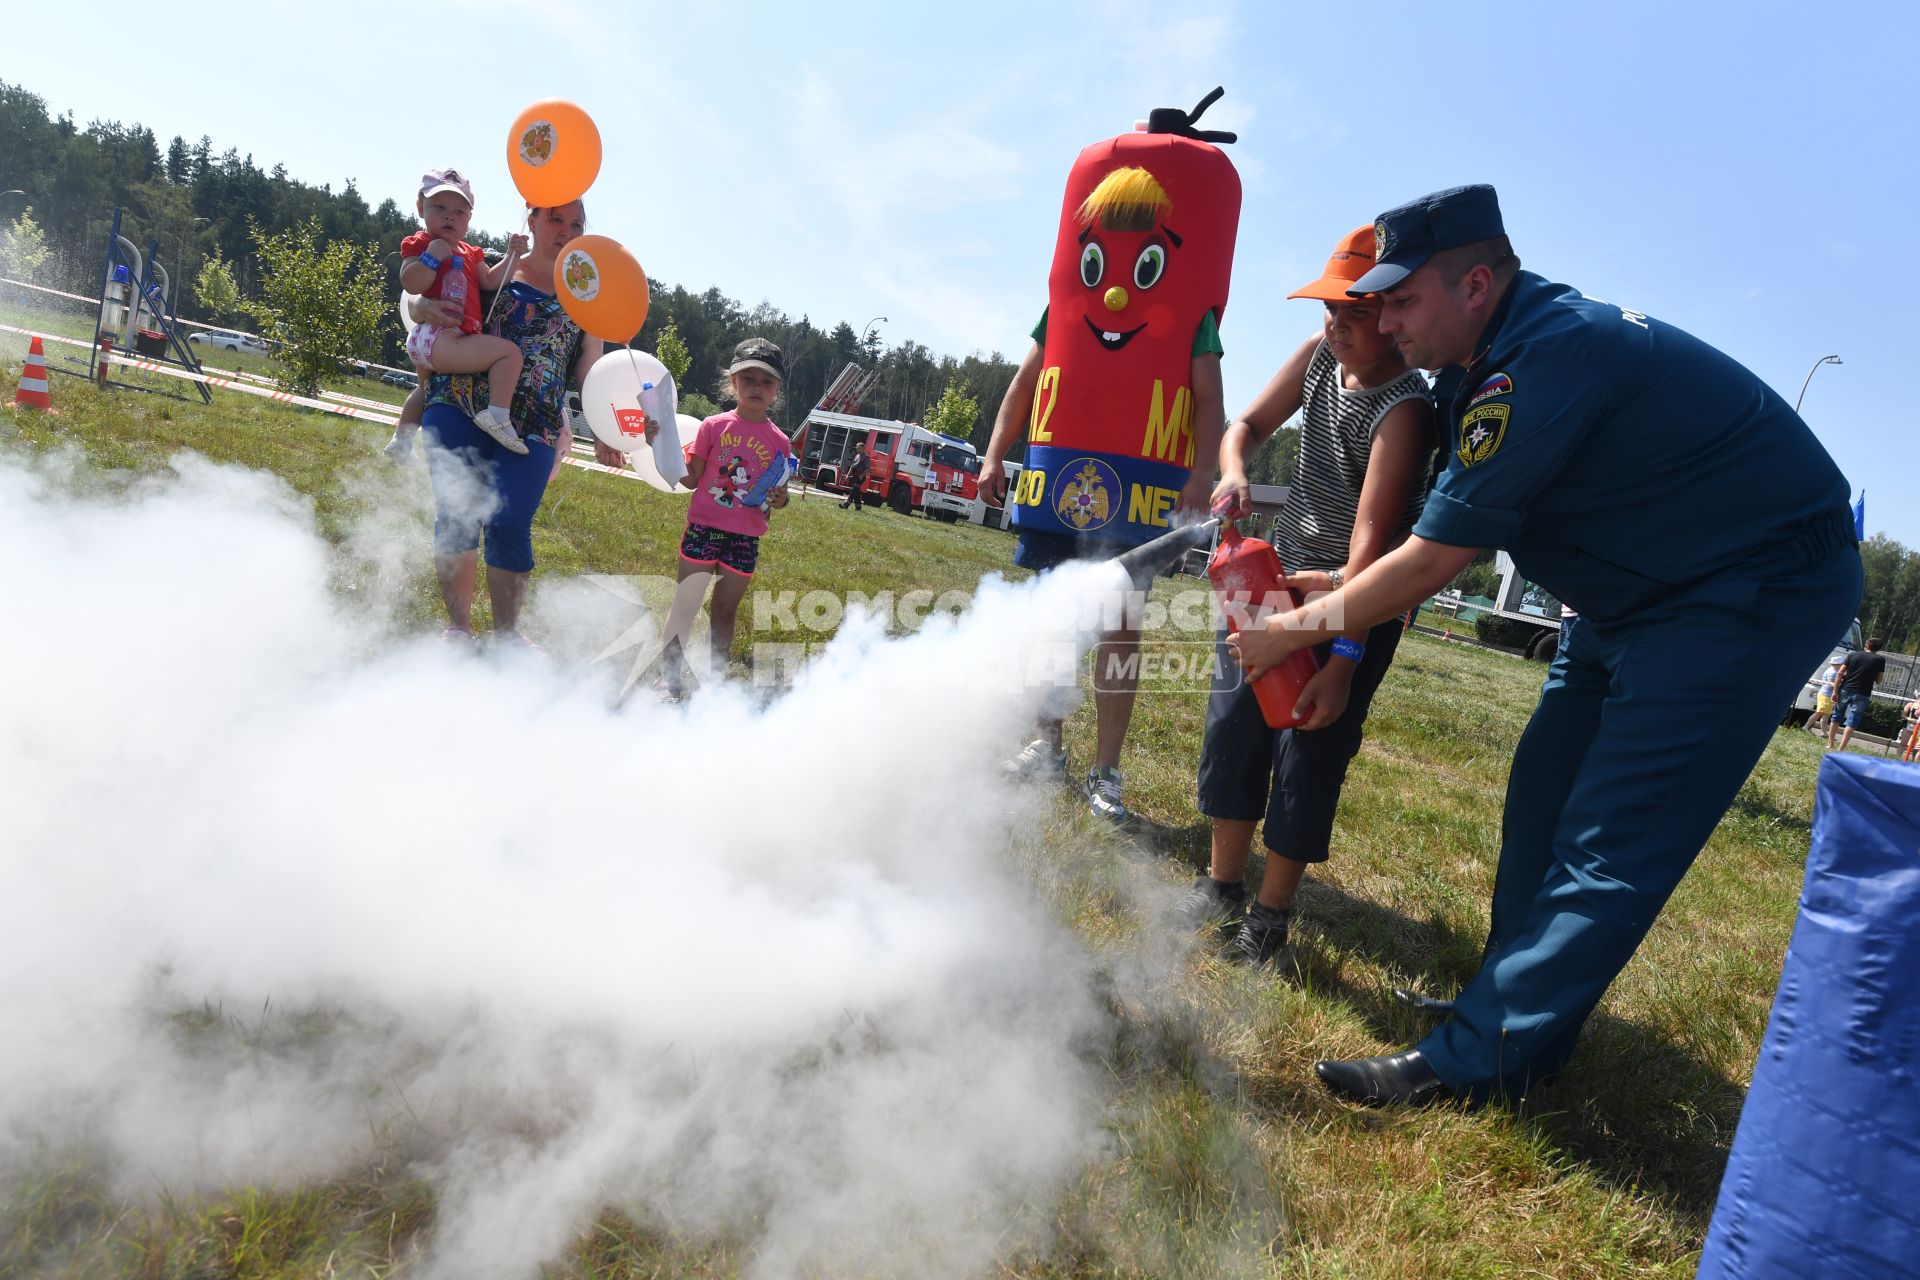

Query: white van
left=1787, top=618, right=1863, bottom=727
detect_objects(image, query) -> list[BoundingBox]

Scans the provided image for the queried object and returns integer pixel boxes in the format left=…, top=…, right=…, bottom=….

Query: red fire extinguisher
left=1207, top=524, right=1322, bottom=729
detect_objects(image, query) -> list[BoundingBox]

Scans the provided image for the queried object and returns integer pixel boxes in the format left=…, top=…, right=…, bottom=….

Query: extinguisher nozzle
left=1114, top=516, right=1221, bottom=588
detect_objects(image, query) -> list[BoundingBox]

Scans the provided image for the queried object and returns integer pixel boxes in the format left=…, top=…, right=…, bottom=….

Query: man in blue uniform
left=1229, top=184, right=1861, bottom=1106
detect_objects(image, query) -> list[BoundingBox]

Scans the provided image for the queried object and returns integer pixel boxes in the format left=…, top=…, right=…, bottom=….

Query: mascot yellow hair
left=1075, top=167, right=1173, bottom=233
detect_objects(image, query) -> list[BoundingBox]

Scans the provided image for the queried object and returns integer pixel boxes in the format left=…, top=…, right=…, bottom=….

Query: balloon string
left=483, top=245, right=523, bottom=331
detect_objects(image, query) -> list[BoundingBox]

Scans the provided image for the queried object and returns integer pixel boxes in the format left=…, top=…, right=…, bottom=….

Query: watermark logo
left=1091, top=642, right=1240, bottom=695
left=576, top=576, right=1336, bottom=701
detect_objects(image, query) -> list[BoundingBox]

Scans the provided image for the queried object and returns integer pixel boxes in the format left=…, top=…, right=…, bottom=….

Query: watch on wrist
left=1327, top=567, right=1345, bottom=588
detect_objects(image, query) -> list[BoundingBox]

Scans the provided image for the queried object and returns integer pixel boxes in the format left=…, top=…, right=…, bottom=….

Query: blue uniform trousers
left=1419, top=546, right=1861, bottom=1101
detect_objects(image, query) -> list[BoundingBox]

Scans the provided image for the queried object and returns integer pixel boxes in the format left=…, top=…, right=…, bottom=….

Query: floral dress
left=425, top=279, right=584, bottom=449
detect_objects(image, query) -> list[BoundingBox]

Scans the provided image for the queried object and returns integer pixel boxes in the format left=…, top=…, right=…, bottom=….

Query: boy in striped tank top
left=1178, top=226, right=1436, bottom=964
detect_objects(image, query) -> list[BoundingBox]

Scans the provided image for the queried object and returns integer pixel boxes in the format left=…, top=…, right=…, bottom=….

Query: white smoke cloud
left=0, top=447, right=1154, bottom=1278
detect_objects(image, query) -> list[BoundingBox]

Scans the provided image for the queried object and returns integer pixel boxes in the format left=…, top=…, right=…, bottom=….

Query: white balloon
left=398, top=287, right=418, bottom=336
left=581, top=348, right=688, bottom=494
left=619, top=413, right=701, bottom=495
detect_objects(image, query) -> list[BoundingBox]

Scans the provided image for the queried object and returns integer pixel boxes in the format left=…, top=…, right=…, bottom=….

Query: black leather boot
left=1314, top=1049, right=1451, bottom=1106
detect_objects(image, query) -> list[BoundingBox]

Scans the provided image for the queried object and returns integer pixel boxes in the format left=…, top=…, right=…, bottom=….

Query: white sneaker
left=1084, top=766, right=1129, bottom=824
left=473, top=405, right=528, bottom=455
left=1003, top=739, right=1068, bottom=782
left=384, top=423, right=419, bottom=460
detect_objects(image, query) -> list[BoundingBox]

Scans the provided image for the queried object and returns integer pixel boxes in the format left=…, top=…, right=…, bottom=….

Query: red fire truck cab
left=921, top=437, right=982, bottom=523
left=800, top=410, right=981, bottom=520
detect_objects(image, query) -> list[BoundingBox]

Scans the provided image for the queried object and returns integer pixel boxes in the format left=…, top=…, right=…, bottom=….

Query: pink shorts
left=406, top=322, right=448, bottom=370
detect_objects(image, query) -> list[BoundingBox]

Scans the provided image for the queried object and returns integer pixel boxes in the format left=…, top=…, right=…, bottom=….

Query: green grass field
left=0, top=362, right=1860, bottom=1278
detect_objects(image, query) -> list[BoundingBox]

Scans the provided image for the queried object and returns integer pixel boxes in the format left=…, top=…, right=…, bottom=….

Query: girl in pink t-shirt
left=662, top=337, right=794, bottom=689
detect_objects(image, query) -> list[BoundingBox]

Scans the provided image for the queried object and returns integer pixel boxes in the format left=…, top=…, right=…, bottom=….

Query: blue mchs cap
left=1348, top=184, right=1505, bottom=295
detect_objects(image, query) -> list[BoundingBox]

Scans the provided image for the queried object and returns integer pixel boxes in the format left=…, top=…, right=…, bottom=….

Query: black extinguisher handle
left=1146, top=86, right=1237, bottom=144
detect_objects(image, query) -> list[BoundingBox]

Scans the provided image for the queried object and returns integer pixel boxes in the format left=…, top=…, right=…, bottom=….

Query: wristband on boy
left=417, top=251, right=442, bottom=270
left=1330, top=636, right=1366, bottom=664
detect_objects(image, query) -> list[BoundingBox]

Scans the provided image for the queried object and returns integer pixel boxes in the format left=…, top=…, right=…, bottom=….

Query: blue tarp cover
left=1698, top=754, right=1920, bottom=1280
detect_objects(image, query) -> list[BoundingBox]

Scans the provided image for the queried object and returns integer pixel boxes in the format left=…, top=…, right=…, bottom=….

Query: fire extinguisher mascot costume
left=980, top=88, right=1241, bottom=825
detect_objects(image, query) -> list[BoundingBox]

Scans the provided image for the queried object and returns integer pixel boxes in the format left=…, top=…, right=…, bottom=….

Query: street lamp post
left=1795, top=353, right=1842, bottom=414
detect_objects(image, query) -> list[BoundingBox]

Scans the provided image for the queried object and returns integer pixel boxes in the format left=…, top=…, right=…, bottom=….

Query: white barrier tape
left=2, top=278, right=412, bottom=374
left=195, top=359, right=405, bottom=412
left=174, top=332, right=409, bottom=376
left=98, top=356, right=640, bottom=484
left=174, top=326, right=410, bottom=373
left=0, top=276, right=96, bottom=305
left=0, top=322, right=99, bottom=351
left=2, top=276, right=256, bottom=341
left=327, top=390, right=409, bottom=411
left=104, top=352, right=403, bottom=426
left=2, top=326, right=407, bottom=413
left=175, top=319, right=263, bottom=339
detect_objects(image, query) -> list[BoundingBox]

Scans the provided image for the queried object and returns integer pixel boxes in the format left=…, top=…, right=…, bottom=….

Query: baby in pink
left=392, top=167, right=528, bottom=455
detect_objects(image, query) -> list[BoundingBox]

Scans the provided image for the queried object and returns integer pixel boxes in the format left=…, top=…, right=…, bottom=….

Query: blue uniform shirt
left=1413, top=272, right=1852, bottom=622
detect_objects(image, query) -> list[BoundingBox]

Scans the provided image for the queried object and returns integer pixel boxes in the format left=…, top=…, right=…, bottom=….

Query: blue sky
left=13, top=0, right=1917, bottom=544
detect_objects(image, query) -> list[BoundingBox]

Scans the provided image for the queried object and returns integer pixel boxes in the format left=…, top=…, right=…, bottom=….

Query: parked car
left=187, top=330, right=266, bottom=354
left=380, top=370, right=418, bottom=389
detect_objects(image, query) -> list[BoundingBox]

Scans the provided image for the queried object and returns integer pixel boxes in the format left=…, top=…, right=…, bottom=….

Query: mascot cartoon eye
left=1079, top=242, right=1105, bottom=288
left=1133, top=243, right=1166, bottom=290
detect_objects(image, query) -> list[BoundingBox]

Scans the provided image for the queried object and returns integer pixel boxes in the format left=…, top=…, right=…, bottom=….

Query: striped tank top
left=1267, top=340, right=1431, bottom=572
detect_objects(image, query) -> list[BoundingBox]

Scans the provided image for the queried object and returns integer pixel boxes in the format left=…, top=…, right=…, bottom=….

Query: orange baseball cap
left=1288, top=225, right=1379, bottom=301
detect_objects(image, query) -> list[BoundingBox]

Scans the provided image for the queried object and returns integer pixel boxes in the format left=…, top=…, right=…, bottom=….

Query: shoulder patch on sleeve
left=1457, top=402, right=1510, bottom=467
left=1467, top=370, right=1513, bottom=406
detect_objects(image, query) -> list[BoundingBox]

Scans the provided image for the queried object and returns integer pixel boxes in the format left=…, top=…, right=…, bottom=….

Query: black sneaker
left=1172, top=875, right=1247, bottom=934
left=1228, top=902, right=1291, bottom=966
left=1083, top=766, right=1129, bottom=824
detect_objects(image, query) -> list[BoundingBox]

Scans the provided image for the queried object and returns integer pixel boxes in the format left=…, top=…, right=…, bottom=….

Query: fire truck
left=795, top=363, right=984, bottom=519
left=921, top=436, right=983, bottom=523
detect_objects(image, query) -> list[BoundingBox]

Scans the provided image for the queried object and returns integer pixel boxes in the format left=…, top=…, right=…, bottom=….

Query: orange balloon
left=553, top=235, right=649, bottom=342
left=507, top=100, right=602, bottom=207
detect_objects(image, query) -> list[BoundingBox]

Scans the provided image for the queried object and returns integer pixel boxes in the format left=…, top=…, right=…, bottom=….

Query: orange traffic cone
left=14, top=335, right=51, bottom=411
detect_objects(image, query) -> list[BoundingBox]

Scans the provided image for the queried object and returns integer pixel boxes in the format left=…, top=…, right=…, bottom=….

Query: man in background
left=1827, top=636, right=1887, bottom=753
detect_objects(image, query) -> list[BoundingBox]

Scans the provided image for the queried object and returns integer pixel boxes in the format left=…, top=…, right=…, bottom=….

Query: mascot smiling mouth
left=1083, top=316, right=1146, bottom=352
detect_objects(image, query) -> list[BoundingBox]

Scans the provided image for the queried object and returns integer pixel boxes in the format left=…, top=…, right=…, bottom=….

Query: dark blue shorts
left=1834, top=689, right=1872, bottom=729
left=1196, top=616, right=1405, bottom=864
left=421, top=402, right=557, bottom=574
left=1013, top=528, right=1131, bottom=573
left=680, top=522, right=761, bottom=576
